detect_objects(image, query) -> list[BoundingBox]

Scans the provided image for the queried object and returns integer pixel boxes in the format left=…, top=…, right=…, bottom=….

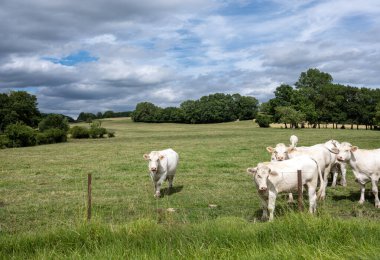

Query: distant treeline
left=76, top=111, right=132, bottom=122
left=259, top=68, right=380, bottom=129
left=132, top=93, right=259, bottom=123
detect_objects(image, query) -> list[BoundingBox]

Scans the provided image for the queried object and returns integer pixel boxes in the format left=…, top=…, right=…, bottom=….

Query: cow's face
left=247, top=164, right=276, bottom=192
left=324, top=139, right=340, bottom=154
left=143, top=152, right=164, bottom=174
left=266, top=143, right=289, bottom=161
left=337, top=142, right=358, bottom=162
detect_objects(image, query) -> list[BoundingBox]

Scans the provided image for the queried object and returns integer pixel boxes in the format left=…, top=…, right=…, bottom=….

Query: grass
left=1, top=118, right=380, bottom=258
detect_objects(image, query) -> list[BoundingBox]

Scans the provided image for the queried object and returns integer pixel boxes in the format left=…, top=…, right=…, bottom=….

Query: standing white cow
left=266, top=142, right=335, bottom=200
left=290, top=135, right=298, bottom=148
left=247, top=155, right=320, bottom=221
left=337, top=142, right=380, bottom=208
left=143, top=148, right=179, bottom=198
left=324, top=140, right=347, bottom=187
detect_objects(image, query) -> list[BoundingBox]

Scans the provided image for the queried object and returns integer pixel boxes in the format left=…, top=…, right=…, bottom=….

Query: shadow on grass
left=332, top=190, right=375, bottom=203
left=160, top=185, right=184, bottom=198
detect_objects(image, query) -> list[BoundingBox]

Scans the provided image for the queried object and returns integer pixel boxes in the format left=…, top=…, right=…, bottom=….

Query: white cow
left=266, top=143, right=336, bottom=200
left=324, top=140, right=347, bottom=187
left=290, top=135, right=298, bottom=148
left=337, top=142, right=380, bottom=208
left=247, top=155, right=320, bottom=221
left=143, top=148, right=179, bottom=198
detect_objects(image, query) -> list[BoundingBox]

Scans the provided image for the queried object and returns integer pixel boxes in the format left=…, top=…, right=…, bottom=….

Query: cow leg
left=371, top=178, right=380, bottom=208
left=340, top=164, right=347, bottom=187
left=319, top=166, right=331, bottom=200
left=332, top=170, right=338, bottom=187
left=154, top=182, right=161, bottom=198
left=358, top=183, right=366, bottom=204
left=268, top=190, right=277, bottom=222
left=167, top=175, right=174, bottom=189
left=257, top=193, right=268, bottom=220
left=288, top=193, right=294, bottom=203
left=307, top=184, right=317, bottom=214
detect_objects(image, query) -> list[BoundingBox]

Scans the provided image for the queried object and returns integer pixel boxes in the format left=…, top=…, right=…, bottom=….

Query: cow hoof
left=375, top=204, right=380, bottom=208
left=358, top=200, right=364, bottom=205
left=154, top=193, right=161, bottom=198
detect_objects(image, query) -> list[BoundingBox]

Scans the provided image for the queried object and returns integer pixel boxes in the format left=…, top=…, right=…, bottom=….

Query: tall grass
left=1, top=214, right=379, bottom=259
left=1, top=118, right=380, bottom=258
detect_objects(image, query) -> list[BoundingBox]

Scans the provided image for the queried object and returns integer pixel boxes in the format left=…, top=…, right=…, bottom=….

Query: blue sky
left=0, top=0, right=379, bottom=118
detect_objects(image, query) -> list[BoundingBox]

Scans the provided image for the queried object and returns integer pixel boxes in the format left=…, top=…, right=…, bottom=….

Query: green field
left=1, top=118, right=380, bottom=258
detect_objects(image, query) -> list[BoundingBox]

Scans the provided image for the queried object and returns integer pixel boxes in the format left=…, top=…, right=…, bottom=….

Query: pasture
left=1, top=118, right=380, bottom=258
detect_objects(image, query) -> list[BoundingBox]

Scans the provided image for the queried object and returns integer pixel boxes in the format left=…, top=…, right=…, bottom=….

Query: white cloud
left=0, top=0, right=380, bottom=116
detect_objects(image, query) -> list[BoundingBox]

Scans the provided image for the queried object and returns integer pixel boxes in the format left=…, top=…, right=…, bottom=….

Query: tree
left=374, top=102, right=380, bottom=128
left=232, top=94, right=259, bottom=120
left=38, top=114, right=69, bottom=132
left=77, top=112, right=97, bottom=122
left=0, top=91, right=40, bottom=131
left=276, top=106, right=306, bottom=128
left=131, top=102, right=161, bottom=122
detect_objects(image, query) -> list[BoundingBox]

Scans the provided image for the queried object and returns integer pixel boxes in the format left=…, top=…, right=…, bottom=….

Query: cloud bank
left=1, top=0, right=379, bottom=118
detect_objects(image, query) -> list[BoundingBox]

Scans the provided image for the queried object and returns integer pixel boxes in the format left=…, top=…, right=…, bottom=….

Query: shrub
left=0, top=135, right=10, bottom=149
left=70, top=126, right=90, bottom=139
left=39, top=114, right=69, bottom=132
left=88, top=120, right=107, bottom=138
left=107, top=131, right=115, bottom=138
left=89, top=127, right=107, bottom=138
left=37, top=128, right=67, bottom=145
left=255, top=114, right=272, bottom=128
left=5, top=122, right=37, bottom=147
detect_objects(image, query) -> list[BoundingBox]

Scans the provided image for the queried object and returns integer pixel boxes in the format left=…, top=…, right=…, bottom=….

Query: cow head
left=143, top=151, right=165, bottom=174
left=247, top=163, right=278, bottom=192
left=266, top=143, right=292, bottom=161
left=324, top=139, right=340, bottom=154
left=336, top=142, right=358, bottom=162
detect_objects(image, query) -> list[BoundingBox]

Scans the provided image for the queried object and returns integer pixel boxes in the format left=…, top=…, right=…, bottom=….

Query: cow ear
left=159, top=155, right=165, bottom=160
left=266, top=147, right=274, bottom=153
left=330, top=147, right=339, bottom=154
left=287, top=146, right=295, bottom=153
left=351, top=146, right=358, bottom=152
left=247, top=167, right=257, bottom=175
left=143, top=154, right=150, bottom=160
left=269, top=169, right=278, bottom=176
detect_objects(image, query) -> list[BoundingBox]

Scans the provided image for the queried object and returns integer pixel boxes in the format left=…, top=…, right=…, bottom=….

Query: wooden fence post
left=87, top=173, right=92, bottom=221
left=297, top=170, right=304, bottom=212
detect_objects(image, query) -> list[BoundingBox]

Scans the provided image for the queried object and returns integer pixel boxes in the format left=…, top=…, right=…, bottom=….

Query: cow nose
left=259, top=187, right=267, bottom=191
left=151, top=167, right=157, bottom=172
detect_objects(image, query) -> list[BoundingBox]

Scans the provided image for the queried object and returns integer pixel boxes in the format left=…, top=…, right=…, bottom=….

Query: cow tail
left=311, top=158, right=324, bottom=197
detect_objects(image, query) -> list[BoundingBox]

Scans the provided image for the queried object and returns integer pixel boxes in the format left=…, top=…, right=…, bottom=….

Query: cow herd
left=143, top=136, right=380, bottom=221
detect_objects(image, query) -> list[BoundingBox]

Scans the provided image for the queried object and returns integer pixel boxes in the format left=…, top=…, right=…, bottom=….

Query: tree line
left=77, top=111, right=132, bottom=122
left=0, top=91, right=115, bottom=148
left=259, top=68, right=380, bottom=129
left=131, top=93, right=259, bottom=123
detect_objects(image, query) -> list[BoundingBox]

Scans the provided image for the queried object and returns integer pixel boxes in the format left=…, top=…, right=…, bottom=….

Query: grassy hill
left=1, top=118, right=379, bottom=258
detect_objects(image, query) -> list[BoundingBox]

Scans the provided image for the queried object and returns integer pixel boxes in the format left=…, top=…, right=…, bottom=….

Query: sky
left=1, top=0, right=380, bottom=118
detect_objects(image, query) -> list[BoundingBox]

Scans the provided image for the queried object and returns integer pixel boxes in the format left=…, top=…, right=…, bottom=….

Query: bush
left=37, top=128, right=67, bottom=145
left=70, top=126, right=90, bottom=139
left=107, top=131, right=115, bottom=138
left=255, top=114, right=272, bottom=128
left=89, top=127, right=107, bottom=138
left=5, top=122, right=37, bottom=147
left=39, top=114, right=69, bottom=132
left=88, top=120, right=107, bottom=138
left=0, top=135, right=10, bottom=149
